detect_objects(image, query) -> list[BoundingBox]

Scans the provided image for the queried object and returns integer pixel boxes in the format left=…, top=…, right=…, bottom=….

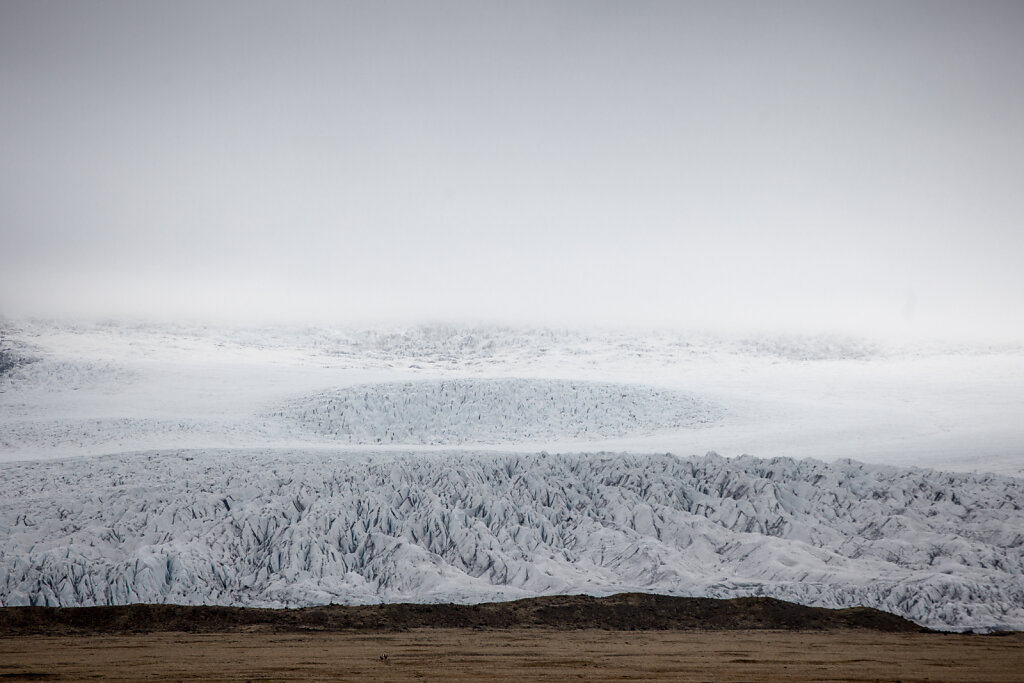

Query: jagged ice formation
left=1, top=450, right=1021, bottom=631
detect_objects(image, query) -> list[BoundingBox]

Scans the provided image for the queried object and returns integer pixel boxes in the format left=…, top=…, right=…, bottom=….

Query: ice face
left=1, top=449, right=1021, bottom=631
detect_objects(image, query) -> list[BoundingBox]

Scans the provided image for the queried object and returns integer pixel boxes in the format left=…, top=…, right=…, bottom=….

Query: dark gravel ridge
left=0, top=593, right=930, bottom=635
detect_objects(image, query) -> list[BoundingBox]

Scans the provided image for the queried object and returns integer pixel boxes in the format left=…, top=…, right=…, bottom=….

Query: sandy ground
left=1, top=628, right=1022, bottom=682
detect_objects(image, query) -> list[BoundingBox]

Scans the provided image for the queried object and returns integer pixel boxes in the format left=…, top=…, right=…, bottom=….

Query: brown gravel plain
left=2, top=628, right=1023, bottom=682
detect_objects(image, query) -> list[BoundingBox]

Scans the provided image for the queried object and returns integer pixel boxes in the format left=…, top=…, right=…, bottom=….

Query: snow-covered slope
left=270, top=379, right=719, bottom=445
left=2, top=450, right=1021, bottom=631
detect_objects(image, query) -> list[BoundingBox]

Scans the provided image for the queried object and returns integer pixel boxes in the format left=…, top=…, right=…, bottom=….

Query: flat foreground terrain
left=1, top=629, right=1022, bottom=682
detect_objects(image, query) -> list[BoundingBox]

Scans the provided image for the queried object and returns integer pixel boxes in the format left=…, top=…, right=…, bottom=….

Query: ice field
left=1, top=320, right=1022, bottom=629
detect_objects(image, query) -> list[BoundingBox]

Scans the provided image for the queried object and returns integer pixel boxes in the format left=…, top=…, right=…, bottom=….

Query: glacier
left=4, top=320, right=1023, bottom=475
left=2, top=320, right=1024, bottom=632
left=1, top=449, right=1021, bottom=631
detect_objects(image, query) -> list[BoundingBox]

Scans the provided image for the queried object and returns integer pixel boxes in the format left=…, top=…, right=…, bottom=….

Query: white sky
left=2, top=1, right=1022, bottom=338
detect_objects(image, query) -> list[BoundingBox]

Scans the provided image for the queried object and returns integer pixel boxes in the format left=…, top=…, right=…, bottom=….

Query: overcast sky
left=1, top=1, right=1022, bottom=337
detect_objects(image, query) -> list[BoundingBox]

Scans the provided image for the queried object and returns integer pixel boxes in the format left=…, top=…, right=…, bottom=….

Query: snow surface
left=1, top=450, right=1021, bottom=631
left=2, top=320, right=1023, bottom=631
left=2, top=320, right=1022, bottom=474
